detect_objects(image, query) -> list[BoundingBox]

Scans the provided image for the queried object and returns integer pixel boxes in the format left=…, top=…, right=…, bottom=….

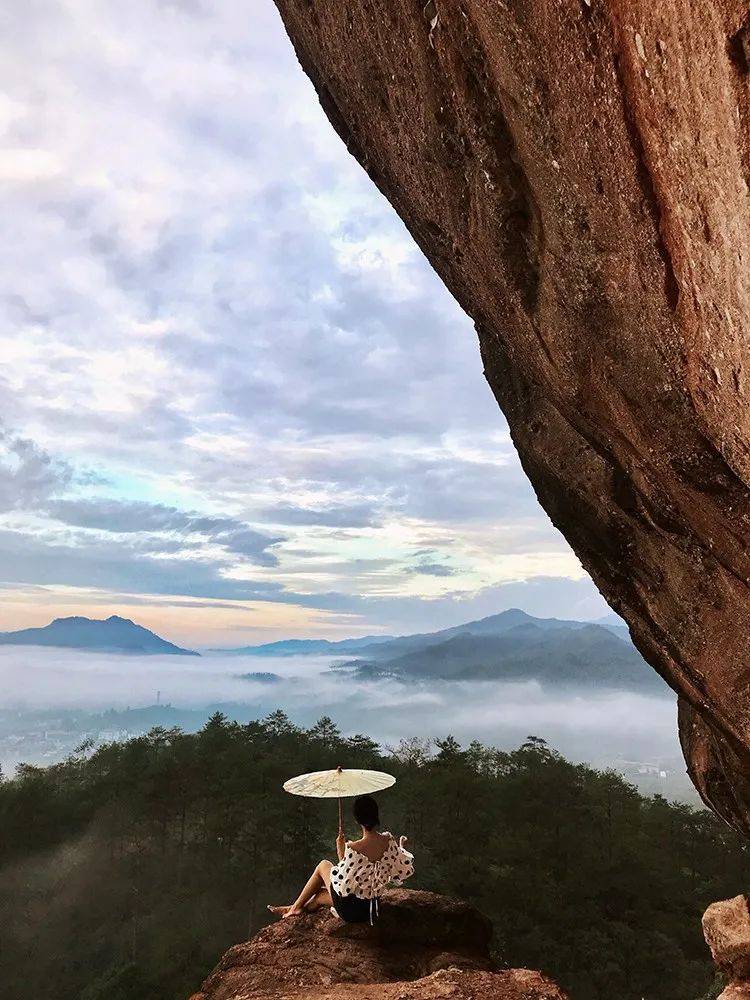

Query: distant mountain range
left=218, top=608, right=663, bottom=693
left=341, top=622, right=663, bottom=690
left=212, top=634, right=395, bottom=656
left=219, top=608, right=621, bottom=659
left=0, top=608, right=661, bottom=693
left=0, top=616, right=199, bottom=656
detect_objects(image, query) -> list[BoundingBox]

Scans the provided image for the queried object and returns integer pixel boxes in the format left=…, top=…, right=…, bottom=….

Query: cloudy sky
left=0, top=0, right=609, bottom=646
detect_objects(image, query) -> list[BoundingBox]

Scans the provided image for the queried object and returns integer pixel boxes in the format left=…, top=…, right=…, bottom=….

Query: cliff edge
left=188, top=889, right=566, bottom=1000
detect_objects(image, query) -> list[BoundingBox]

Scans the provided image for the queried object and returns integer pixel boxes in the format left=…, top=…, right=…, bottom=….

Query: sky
left=0, top=0, right=611, bottom=647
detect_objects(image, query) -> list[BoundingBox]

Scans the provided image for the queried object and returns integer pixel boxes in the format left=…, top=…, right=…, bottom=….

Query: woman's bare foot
left=266, top=904, right=304, bottom=919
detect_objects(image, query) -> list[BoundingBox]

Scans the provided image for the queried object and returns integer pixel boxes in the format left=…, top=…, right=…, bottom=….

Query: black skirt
left=331, top=886, right=380, bottom=924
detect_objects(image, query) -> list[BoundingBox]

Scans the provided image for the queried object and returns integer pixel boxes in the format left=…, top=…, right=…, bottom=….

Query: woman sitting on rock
left=268, top=794, right=414, bottom=925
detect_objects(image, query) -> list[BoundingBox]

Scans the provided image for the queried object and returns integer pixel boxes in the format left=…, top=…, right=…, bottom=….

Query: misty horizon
left=0, top=645, right=692, bottom=799
left=0, top=603, right=626, bottom=652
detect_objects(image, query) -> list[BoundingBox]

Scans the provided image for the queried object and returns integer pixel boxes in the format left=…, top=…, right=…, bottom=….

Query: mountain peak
left=0, top=615, right=198, bottom=656
left=491, top=608, right=533, bottom=622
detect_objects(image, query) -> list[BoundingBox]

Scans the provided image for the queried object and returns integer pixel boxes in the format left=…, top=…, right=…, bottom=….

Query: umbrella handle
left=338, top=796, right=343, bottom=835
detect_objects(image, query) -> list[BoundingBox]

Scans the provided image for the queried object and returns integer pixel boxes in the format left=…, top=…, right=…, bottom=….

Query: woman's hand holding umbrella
left=336, top=827, right=346, bottom=861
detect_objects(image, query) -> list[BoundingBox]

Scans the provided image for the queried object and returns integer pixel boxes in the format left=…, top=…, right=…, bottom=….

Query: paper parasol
left=283, top=766, right=395, bottom=831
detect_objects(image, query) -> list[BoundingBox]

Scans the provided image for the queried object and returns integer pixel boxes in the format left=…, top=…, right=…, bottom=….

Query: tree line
left=0, top=711, right=740, bottom=999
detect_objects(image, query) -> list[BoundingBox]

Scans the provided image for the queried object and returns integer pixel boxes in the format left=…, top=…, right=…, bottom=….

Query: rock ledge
left=189, top=889, right=566, bottom=1000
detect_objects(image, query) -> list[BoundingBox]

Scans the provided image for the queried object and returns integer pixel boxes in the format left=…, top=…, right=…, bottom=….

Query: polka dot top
left=330, top=832, right=414, bottom=900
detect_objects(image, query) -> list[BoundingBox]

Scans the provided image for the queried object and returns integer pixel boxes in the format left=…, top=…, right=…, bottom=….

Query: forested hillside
left=344, top=624, right=660, bottom=689
left=0, top=712, right=742, bottom=1000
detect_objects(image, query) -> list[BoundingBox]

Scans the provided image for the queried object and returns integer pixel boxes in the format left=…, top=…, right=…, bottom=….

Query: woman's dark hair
left=353, top=794, right=380, bottom=830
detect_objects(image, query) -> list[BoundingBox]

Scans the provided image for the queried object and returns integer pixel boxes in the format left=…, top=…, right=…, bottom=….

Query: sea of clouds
left=0, top=647, right=682, bottom=768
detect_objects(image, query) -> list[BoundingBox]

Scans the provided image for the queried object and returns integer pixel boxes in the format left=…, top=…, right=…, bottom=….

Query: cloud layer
left=0, top=649, right=679, bottom=771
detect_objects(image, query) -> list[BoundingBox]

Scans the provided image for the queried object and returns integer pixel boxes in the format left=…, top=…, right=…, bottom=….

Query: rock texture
left=704, top=895, right=750, bottom=998
left=714, top=987, right=750, bottom=1000
left=271, top=0, right=750, bottom=833
left=189, top=889, right=565, bottom=1000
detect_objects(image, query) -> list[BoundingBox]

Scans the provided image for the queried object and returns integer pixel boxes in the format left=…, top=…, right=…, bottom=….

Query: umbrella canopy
left=283, top=766, right=395, bottom=799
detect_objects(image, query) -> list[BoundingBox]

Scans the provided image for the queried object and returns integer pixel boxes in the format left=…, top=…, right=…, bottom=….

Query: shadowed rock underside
left=270, top=0, right=750, bottom=834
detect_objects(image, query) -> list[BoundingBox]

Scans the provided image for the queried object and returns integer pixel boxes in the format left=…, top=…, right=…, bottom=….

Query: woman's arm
left=397, top=835, right=414, bottom=863
left=389, top=834, right=414, bottom=884
left=336, top=830, right=346, bottom=861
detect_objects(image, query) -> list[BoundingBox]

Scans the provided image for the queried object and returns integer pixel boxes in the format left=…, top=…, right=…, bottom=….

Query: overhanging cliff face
left=272, top=0, right=750, bottom=832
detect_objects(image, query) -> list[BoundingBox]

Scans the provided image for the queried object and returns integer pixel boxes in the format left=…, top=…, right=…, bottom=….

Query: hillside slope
left=343, top=623, right=664, bottom=692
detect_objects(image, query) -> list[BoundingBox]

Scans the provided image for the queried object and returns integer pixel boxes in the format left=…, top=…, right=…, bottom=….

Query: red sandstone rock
left=190, top=968, right=565, bottom=1000
left=704, top=895, right=750, bottom=979
left=704, top=896, right=750, bottom=998
left=718, top=985, right=750, bottom=1000
left=271, top=0, right=750, bottom=832
left=189, top=889, right=566, bottom=1000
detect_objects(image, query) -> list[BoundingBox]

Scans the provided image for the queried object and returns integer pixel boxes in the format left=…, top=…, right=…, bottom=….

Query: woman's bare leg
left=304, top=888, right=333, bottom=912
left=286, top=859, right=332, bottom=916
left=302, top=861, right=332, bottom=911
left=268, top=860, right=332, bottom=918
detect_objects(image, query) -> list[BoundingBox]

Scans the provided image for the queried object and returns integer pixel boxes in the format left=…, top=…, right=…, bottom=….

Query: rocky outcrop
left=704, top=895, right=750, bottom=998
left=189, top=889, right=566, bottom=999
left=271, top=0, right=750, bottom=833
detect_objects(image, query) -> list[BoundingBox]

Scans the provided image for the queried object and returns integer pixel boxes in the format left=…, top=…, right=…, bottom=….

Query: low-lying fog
left=0, top=647, right=689, bottom=793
